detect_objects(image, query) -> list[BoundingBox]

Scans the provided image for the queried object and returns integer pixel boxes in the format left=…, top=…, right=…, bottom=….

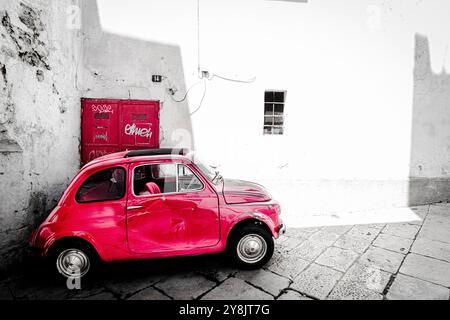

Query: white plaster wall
left=81, top=0, right=194, bottom=148
left=98, top=0, right=450, bottom=222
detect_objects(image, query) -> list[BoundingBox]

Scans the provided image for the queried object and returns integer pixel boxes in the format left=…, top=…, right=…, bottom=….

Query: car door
left=126, top=161, right=220, bottom=254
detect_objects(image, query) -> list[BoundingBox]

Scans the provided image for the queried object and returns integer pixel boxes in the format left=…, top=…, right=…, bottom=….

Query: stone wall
left=0, top=0, right=82, bottom=274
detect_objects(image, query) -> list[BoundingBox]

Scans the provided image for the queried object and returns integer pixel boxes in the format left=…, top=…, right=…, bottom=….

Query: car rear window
left=76, top=168, right=126, bottom=203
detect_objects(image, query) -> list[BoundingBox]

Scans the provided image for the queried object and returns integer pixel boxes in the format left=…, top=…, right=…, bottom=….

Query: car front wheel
left=229, top=224, right=274, bottom=270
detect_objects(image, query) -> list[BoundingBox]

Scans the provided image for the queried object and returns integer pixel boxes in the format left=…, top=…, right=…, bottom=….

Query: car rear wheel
left=229, top=224, right=274, bottom=269
left=49, top=241, right=97, bottom=280
left=56, top=249, right=91, bottom=278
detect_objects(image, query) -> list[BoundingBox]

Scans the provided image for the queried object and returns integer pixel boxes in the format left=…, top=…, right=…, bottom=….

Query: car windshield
left=191, top=153, right=221, bottom=184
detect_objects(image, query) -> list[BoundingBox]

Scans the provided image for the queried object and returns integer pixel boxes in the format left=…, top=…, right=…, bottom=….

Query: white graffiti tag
left=92, top=105, right=114, bottom=114
left=88, top=150, right=108, bottom=162
left=125, top=123, right=153, bottom=139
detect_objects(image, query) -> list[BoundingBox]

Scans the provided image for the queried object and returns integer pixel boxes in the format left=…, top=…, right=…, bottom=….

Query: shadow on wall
left=409, top=34, right=450, bottom=205
left=81, top=0, right=194, bottom=148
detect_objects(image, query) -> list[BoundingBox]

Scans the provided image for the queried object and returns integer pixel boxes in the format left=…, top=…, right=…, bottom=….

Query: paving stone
left=409, top=206, right=429, bottom=225
left=428, top=205, right=450, bottom=218
left=328, top=281, right=384, bottom=300
left=410, top=238, right=450, bottom=263
left=81, top=291, right=117, bottom=300
left=411, top=205, right=430, bottom=212
left=372, top=233, right=413, bottom=254
left=418, top=216, right=450, bottom=244
left=359, top=246, right=404, bottom=274
left=334, top=263, right=391, bottom=294
left=155, top=272, right=216, bottom=300
left=285, top=228, right=321, bottom=239
left=322, top=225, right=353, bottom=235
left=7, top=278, right=71, bottom=300
left=291, top=240, right=329, bottom=262
left=277, top=290, right=312, bottom=300
left=265, top=251, right=310, bottom=279
left=278, top=236, right=304, bottom=252
left=201, top=277, right=273, bottom=300
left=308, top=230, right=341, bottom=247
left=196, top=267, right=237, bottom=283
left=364, top=223, right=387, bottom=230
left=284, top=228, right=312, bottom=240
left=347, top=225, right=381, bottom=240
left=103, top=274, right=162, bottom=298
left=291, top=263, right=343, bottom=300
left=427, top=213, right=450, bottom=226
left=400, top=253, right=450, bottom=287
left=382, top=223, right=420, bottom=240
left=0, top=285, right=12, bottom=300
left=315, top=247, right=359, bottom=272
left=387, top=274, right=450, bottom=300
left=68, top=283, right=109, bottom=300
left=334, top=234, right=373, bottom=254
left=235, top=269, right=291, bottom=297
left=128, top=287, right=171, bottom=300
left=276, top=236, right=291, bottom=246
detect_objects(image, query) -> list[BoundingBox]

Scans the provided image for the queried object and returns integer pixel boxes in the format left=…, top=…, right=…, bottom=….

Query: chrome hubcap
left=237, top=234, right=267, bottom=264
left=56, top=249, right=90, bottom=278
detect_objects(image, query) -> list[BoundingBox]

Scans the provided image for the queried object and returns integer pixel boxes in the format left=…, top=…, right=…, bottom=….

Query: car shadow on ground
left=5, top=251, right=235, bottom=300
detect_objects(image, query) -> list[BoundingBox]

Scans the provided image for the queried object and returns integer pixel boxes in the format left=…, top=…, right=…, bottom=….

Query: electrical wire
left=168, top=79, right=207, bottom=116
left=211, top=73, right=256, bottom=83
left=169, top=0, right=254, bottom=116
left=196, top=0, right=256, bottom=84
left=190, top=79, right=207, bottom=116
left=170, top=80, right=204, bottom=103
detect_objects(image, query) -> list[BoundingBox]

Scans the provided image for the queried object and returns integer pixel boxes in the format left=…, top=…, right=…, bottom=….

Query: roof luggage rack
left=124, top=148, right=191, bottom=158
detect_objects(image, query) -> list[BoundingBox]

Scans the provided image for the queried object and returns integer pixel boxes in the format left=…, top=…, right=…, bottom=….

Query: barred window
left=264, top=91, right=286, bottom=135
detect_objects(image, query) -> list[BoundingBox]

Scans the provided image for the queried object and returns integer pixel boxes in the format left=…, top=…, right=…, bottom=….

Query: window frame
left=75, top=167, right=127, bottom=204
left=132, top=163, right=205, bottom=198
left=264, top=90, right=286, bottom=135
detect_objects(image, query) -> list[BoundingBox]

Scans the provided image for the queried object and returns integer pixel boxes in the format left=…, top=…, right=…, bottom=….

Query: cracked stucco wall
left=0, top=0, right=81, bottom=273
left=0, top=0, right=193, bottom=274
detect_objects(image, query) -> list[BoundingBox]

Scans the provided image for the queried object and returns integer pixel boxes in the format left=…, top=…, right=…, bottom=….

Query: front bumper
left=276, top=219, right=286, bottom=238
left=279, top=223, right=287, bottom=235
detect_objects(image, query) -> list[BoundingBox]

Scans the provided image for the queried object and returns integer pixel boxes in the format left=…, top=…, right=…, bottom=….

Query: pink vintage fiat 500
left=30, top=149, right=285, bottom=279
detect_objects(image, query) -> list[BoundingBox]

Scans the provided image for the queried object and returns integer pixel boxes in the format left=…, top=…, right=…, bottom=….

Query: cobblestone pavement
left=1, top=204, right=449, bottom=300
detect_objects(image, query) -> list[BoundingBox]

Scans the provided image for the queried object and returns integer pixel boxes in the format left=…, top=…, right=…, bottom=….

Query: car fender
left=43, top=231, right=106, bottom=261
left=228, top=211, right=277, bottom=238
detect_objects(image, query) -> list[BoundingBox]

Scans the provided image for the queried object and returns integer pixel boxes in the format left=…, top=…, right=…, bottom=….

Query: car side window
left=76, top=168, right=126, bottom=203
left=133, top=164, right=204, bottom=197
left=134, top=164, right=177, bottom=196
left=178, top=165, right=204, bottom=192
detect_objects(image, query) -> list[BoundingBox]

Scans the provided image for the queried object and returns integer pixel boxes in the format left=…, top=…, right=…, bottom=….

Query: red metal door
left=81, top=99, right=160, bottom=165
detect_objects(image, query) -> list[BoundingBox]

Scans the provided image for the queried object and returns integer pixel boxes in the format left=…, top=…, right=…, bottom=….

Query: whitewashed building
left=98, top=0, right=450, bottom=223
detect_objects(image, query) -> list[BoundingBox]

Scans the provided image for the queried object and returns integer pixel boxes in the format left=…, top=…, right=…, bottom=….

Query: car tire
left=49, top=240, right=98, bottom=281
left=229, top=224, right=274, bottom=270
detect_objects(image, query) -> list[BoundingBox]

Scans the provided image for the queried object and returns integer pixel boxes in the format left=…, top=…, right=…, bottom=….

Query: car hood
left=222, top=179, right=272, bottom=204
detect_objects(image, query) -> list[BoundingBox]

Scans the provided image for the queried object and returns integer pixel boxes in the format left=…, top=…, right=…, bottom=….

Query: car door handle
left=127, top=206, right=143, bottom=210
